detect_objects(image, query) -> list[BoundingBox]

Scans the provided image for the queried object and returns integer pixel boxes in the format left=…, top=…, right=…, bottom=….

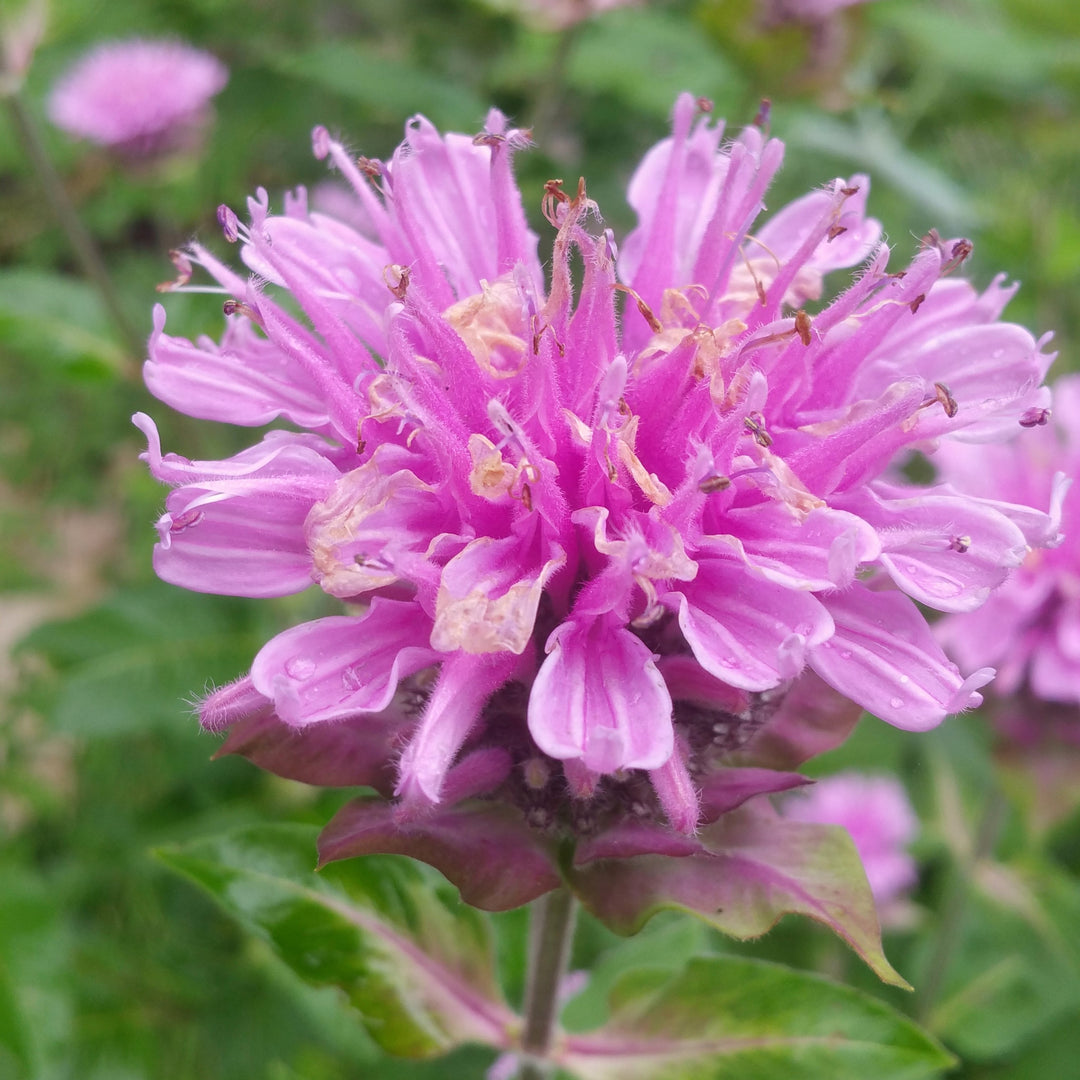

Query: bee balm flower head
left=48, top=38, right=227, bottom=157
left=138, top=94, right=1055, bottom=920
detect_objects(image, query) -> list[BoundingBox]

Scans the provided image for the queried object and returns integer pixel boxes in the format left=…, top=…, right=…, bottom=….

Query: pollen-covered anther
left=949, top=535, right=972, bottom=553
left=614, top=283, right=662, bottom=333
left=744, top=412, right=773, bottom=448
left=910, top=293, right=927, bottom=314
left=384, top=264, right=410, bottom=299
left=155, top=249, right=193, bottom=293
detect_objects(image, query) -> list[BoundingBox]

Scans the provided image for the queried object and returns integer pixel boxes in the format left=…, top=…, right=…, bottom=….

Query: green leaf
left=560, top=956, right=953, bottom=1080
left=566, top=9, right=741, bottom=118
left=269, top=43, right=487, bottom=131
left=0, top=268, right=126, bottom=377
left=926, top=856, right=1080, bottom=1060
left=16, top=582, right=269, bottom=736
left=569, top=808, right=909, bottom=989
left=0, top=954, right=32, bottom=1079
left=786, top=111, right=976, bottom=231
left=156, top=824, right=516, bottom=1059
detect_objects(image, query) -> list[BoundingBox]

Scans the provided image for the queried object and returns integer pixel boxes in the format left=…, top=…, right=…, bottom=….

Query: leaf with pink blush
left=568, top=804, right=909, bottom=988
left=214, top=700, right=411, bottom=794
left=739, top=671, right=863, bottom=770
left=528, top=615, right=674, bottom=774
left=318, top=797, right=561, bottom=911
left=667, top=557, right=833, bottom=691
left=250, top=600, right=438, bottom=726
left=157, top=825, right=517, bottom=1058
left=697, top=767, right=811, bottom=824
left=558, top=956, right=951, bottom=1080
left=810, top=584, right=993, bottom=730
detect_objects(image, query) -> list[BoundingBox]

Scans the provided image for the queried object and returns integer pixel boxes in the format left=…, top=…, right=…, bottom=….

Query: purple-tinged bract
left=48, top=38, right=227, bottom=156
left=783, top=772, right=918, bottom=912
left=139, top=94, right=1055, bottom=903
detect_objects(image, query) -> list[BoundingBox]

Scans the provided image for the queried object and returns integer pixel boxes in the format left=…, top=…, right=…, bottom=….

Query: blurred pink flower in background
left=499, top=0, right=639, bottom=31
left=784, top=773, right=918, bottom=909
left=935, top=375, right=1075, bottom=739
left=765, top=0, right=879, bottom=24
left=48, top=38, right=227, bottom=157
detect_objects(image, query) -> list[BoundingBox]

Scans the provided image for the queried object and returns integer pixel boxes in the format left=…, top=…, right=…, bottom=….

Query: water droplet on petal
left=889, top=696, right=904, bottom=709
left=839, top=649, right=853, bottom=660
left=285, top=657, right=316, bottom=681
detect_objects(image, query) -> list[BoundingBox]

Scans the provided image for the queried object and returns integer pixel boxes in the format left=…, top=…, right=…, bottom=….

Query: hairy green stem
left=915, top=784, right=1008, bottom=1024
left=519, top=888, right=578, bottom=1080
left=5, top=89, right=143, bottom=359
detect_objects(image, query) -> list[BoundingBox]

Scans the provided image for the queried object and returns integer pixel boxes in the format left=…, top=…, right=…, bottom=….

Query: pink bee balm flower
left=935, top=375, right=1075, bottom=724
left=139, top=94, right=1054, bottom=876
left=764, top=0, right=878, bottom=23
left=48, top=38, right=227, bottom=156
left=784, top=772, right=918, bottom=910
left=502, top=0, right=640, bottom=30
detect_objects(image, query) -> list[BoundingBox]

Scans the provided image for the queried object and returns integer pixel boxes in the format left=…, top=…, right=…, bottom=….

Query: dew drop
left=285, top=657, right=316, bottom=681
left=719, top=655, right=737, bottom=668
left=839, top=649, right=853, bottom=660
left=889, top=696, right=904, bottom=709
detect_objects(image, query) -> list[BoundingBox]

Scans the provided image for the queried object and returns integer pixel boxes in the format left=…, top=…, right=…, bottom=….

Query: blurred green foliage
left=2, top=0, right=1080, bottom=1076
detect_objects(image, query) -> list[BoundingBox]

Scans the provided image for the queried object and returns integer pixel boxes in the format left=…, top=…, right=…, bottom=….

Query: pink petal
left=144, top=305, right=332, bottom=430
left=250, top=599, right=438, bottom=725
left=528, top=615, right=674, bottom=773
left=810, top=584, right=994, bottom=729
left=667, top=556, right=833, bottom=691
left=431, top=528, right=566, bottom=654
left=843, top=483, right=1029, bottom=612
left=395, top=652, right=520, bottom=807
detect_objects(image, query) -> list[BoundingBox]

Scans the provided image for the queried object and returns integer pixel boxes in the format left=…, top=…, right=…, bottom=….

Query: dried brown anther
left=744, top=412, right=773, bottom=448
left=614, top=283, right=662, bottom=332
left=384, top=264, right=410, bottom=300
left=795, top=309, right=812, bottom=346
left=699, top=474, right=732, bottom=494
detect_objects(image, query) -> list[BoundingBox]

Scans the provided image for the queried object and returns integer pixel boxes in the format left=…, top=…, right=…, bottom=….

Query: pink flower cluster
left=936, top=375, right=1075, bottom=726
left=48, top=38, right=227, bottom=156
left=138, top=94, right=1055, bottom=892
